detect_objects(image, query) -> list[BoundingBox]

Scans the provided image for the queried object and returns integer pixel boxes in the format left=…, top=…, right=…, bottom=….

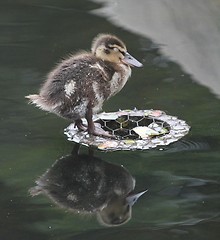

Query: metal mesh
left=97, top=115, right=170, bottom=140
left=64, top=109, right=190, bottom=151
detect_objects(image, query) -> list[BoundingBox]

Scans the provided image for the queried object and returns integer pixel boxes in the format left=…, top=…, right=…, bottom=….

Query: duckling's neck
left=107, top=63, right=131, bottom=97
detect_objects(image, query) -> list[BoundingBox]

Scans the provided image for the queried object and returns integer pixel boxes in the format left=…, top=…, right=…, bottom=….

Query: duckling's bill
left=122, top=52, right=143, bottom=67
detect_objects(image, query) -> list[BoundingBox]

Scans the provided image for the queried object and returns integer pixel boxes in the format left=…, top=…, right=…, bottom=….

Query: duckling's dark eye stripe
left=120, top=50, right=125, bottom=56
left=106, top=44, right=126, bottom=55
left=106, top=45, right=114, bottom=50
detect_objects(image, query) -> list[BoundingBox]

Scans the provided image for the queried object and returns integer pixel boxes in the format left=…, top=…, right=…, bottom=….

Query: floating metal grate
left=64, top=109, right=190, bottom=151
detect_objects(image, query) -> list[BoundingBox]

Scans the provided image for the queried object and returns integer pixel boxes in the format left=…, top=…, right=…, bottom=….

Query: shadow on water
left=30, top=144, right=147, bottom=227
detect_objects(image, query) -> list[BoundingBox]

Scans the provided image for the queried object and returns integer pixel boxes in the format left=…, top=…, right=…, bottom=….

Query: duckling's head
left=91, top=34, right=143, bottom=67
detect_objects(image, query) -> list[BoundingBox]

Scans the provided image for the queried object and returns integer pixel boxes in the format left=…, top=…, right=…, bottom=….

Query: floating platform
left=64, top=109, right=190, bottom=151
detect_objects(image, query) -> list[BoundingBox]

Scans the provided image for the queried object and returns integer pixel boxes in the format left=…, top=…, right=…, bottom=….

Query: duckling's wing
left=43, top=57, right=116, bottom=105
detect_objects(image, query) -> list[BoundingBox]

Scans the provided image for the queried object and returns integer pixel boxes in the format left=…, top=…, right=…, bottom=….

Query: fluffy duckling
left=26, top=33, right=142, bottom=136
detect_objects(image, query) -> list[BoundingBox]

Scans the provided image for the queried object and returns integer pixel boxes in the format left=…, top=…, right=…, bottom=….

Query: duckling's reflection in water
left=30, top=145, right=147, bottom=227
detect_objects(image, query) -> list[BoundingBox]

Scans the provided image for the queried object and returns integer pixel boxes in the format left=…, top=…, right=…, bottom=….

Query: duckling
left=26, top=33, right=142, bottom=136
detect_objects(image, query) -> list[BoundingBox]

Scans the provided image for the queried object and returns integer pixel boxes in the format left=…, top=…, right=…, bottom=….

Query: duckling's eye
left=106, top=44, right=114, bottom=50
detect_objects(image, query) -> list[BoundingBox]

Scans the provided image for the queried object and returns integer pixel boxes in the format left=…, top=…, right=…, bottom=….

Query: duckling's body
left=31, top=53, right=131, bottom=120
left=26, top=34, right=142, bottom=135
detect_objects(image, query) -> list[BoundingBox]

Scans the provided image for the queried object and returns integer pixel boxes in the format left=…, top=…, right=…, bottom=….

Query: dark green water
left=1, top=0, right=220, bottom=239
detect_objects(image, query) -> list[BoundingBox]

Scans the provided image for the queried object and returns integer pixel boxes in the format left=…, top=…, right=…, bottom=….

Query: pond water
left=1, top=0, right=220, bottom=239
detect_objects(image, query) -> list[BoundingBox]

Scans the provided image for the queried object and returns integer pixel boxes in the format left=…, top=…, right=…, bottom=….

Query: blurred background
left=0, top=0, right=220, bottom=239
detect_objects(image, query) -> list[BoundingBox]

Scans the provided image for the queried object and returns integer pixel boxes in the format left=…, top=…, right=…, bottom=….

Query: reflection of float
left=30, top=145, right=147, bottom=226
left=65, top=109, right=190, bottom=151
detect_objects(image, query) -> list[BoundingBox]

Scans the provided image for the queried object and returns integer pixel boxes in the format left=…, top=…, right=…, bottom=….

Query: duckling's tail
left=25, top=94, right=52, bottom=112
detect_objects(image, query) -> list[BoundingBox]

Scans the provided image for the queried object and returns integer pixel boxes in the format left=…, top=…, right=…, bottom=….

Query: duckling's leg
left=85, top=104, right=116, bottom=138
left=75, top=119, right=87, bottom=131
left=85, top=104, right=95, bottom=135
